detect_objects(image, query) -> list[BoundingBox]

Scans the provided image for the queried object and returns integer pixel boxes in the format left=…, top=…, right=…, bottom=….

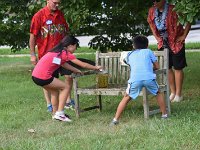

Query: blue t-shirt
left=124, top=49, right=157, bottom=83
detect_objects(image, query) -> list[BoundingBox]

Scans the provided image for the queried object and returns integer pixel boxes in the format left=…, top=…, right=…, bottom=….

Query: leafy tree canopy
left=0, top=0, right=199, bottom=52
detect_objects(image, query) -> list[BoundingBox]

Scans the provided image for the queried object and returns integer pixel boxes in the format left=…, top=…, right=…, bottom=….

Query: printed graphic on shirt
left=41, top=24, right=66, bottom=38
left=46, top=20, right=52, bottom=25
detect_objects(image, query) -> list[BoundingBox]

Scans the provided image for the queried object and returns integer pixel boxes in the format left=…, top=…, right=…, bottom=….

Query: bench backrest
left=96, top=49, right=168, bottom=86
left=96, top=52, right=129, bottom=86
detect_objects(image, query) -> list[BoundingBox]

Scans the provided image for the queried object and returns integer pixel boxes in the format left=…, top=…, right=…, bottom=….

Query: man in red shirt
left=147, top=0, right=191, bottom=102
left=29, top=0, right=73, bottom=112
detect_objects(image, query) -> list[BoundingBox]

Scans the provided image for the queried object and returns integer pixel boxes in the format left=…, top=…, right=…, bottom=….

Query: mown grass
left=0, top=47, right=96, bottom=55
left=0, top=52, right=200, bottom=149
left=0, top=42, right=200, bottom=55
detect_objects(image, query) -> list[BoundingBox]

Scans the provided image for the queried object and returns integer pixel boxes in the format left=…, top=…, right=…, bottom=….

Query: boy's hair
left=132, top=35, right=148, bottom=49
left=49, top=35, right=79, bottom=53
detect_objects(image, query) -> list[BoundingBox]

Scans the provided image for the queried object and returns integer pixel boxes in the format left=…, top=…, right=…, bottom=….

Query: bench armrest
left=71, top=70, right=107, bottom=78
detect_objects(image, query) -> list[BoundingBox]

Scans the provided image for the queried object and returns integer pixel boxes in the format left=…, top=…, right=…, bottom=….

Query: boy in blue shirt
left=110, top=35, right=168, bottom=126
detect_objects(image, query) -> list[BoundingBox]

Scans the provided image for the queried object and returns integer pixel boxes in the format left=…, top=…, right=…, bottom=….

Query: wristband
left=30, top=53, right=36, bottom=56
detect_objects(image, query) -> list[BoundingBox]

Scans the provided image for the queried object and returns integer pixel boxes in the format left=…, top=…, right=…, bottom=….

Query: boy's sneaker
left=47, top=104, right=53, bottom=112
left=65, top=100, right=75, bottom=110
left=161, top=114, right=168, bottom=119
left=109, top=119, right=119, bottom=126
left=53, top=113, right=72, bottom=122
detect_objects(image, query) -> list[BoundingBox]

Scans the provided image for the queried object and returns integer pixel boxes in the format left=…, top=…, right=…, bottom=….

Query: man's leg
left=174, top=69, right=184, bottom=97
left=168, top=69, right=176, bottom=100
left=42, top=88, right=52, bottom=112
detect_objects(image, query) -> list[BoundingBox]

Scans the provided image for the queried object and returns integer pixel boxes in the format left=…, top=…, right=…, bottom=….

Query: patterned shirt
left=30, top=6, right=69, bottom=59
left=148, top=4, right=184, bottom=54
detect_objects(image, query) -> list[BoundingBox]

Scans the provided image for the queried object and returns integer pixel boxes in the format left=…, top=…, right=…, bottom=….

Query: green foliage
left=0, top=0, right=199, bottom=52
left=170, top=0, right=200, bottom=25
left=0, top=0, right=45, bottom=52
left=68, top=0, right=153, bottom=52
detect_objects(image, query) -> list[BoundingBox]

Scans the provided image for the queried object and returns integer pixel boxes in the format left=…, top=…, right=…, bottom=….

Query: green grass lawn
left=0, top=52, right=200, bottom=149
left=0, top=42, right=200, bottom=55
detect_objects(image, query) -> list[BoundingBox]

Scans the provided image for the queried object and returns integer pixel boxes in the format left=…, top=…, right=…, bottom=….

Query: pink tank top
left=32, top=50, right=76, bottom=79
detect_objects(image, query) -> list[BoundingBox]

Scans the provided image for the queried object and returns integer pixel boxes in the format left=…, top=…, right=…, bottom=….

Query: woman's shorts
left=169, top=46, right=187, bottom=70
left=126, top=79, right=159, bottom=100
left=32, top=76, right=54, bottom=86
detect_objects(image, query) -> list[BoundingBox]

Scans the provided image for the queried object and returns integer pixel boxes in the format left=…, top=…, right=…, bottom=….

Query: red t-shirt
left=32, top=51, right=76, bottom=80
left=147, top=5, right=184, bottom=54
left=30, top=6, right=69, bottom=59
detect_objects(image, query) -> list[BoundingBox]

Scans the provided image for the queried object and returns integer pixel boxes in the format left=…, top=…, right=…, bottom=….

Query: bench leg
left=97, top=95, right=102, bottom=111
left=142, top=88, right=149, bottom=119
left=165, top=90, right=171, bottom=116
left=74, top=94, right=80, bottom=118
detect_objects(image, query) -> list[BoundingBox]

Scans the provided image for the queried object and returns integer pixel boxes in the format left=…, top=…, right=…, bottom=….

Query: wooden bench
left=72, top=48, right=171, bottom=118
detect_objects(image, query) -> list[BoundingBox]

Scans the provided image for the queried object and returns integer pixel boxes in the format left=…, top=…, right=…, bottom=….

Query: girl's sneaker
left=53, top=113, right=72, bottom=122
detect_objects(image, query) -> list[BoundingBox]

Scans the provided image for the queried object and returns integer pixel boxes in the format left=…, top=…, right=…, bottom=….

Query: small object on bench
left=97, top=72, right=109, bottom=88
left=72, top=49, right=170, bottom=118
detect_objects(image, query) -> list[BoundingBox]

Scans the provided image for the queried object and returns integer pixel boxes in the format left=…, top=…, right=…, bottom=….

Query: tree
left=64, top=0, right=153, bottom=52
left=0, top=0, right=199, bottom=52
left=170, top=0, right=200, bottom=25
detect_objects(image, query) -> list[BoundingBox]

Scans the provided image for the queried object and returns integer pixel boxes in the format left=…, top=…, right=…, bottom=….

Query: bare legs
left=64, top=75, right=73, bottom=104
left=44, top=78, right=70, bottom=114
left=156, top=92, right=166, bottom=115
left=42, top=75, right=73, bottom=113
left=114, top=94, right=131, bottom=120
left=49, top=90, right=59, bottom=114
left=169, top=68, right=184, bottom=101
left=42, top=88, right=51, bottom=105
left=113, top=92, right=166, bottom=121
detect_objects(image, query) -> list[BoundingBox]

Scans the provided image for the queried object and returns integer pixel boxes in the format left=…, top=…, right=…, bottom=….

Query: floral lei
left=154, top=1, right=169, bottom=31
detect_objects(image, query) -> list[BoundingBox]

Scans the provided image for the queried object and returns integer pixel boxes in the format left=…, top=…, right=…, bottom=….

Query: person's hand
left=176, top=35, right=186, bottom=43
left=95, top=66, right=103, bottom=71
left=30, top=55, right=37, bottom=65
left=75, top=69, right=83, bottom=75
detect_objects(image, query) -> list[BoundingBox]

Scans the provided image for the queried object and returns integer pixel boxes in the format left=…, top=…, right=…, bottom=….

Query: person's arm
left=147, top=8, right=162, bottom=42
left=176, top=23, right=191, bottom=43
left=71, top=59, right=102, bottom=70
left=29, top=33, right=37, bottom=65
left=153, top=61, right=159, bottom=70
left=62, top=62, right=82, bottom=74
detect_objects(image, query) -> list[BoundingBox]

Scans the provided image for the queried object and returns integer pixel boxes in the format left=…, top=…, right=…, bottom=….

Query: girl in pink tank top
left=32, top=35, right=102, bottom=122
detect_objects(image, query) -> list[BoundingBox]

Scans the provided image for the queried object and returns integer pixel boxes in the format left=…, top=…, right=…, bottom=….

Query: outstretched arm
left=62, top=62, right=82, bottom=74
left=71, top=59, right=102, bottom=70
left=153, top=61, right=159, bottom=70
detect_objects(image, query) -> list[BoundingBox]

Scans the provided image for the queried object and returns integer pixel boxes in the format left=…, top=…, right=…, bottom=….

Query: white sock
left=56, top=111, right=64, bottom=116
